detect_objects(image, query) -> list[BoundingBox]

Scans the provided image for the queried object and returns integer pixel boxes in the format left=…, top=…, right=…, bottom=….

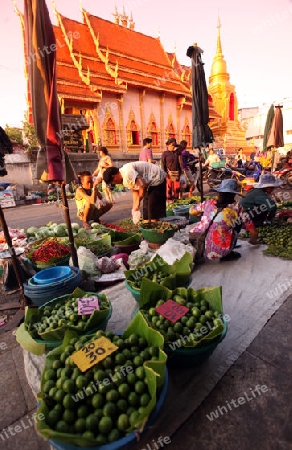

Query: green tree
left=5, top=124, right=23, bottom=144
left=22, top=111, right=39, bottom=150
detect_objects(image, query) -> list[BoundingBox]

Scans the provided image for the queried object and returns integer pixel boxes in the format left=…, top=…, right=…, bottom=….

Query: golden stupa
left=208, top=18, right=249, bottom=154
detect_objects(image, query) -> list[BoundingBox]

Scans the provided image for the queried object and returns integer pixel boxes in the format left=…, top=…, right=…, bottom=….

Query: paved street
left=2, top=190, right=133, bottom=230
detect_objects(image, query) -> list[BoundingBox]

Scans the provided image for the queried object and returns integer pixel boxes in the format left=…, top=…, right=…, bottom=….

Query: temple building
left=208, top=19, right=250, bottom=154
left=18, top=5, right=249, bottom=155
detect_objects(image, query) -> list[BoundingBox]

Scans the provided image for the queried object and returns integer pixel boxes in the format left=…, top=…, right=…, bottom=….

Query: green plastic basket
left=211, top=160, right=226, bottom=169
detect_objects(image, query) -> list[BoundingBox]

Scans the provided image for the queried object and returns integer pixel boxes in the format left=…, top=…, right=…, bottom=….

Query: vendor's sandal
left=220, top=251, right=241, bottom=262
left=83, top=222, right=91, bottom=229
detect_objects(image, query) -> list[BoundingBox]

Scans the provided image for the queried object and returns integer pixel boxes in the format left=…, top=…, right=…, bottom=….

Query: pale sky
left=1, top=0, right=292, bottom=128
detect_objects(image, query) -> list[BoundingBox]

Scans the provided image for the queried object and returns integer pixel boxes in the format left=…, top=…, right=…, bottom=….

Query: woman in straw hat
left=189, top=179, right=256, bottom=261
left=239, top=173, right=282, bottom=244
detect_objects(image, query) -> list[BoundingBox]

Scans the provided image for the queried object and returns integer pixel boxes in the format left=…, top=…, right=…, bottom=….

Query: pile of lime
left=41, top=330, right=160, bottom=444
left=142, top=294, right=224, bottom=346
left=258, top=222, right=292, bottom=259
left=128, top=271, right=170, bottom=290
left=25, top=295, right=110, bottom=338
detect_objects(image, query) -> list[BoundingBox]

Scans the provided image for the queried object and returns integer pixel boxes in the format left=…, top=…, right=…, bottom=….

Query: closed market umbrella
left=266, top=105, right=284, bottom=171
left=262, top=104, right=274, bottom=152
left=24, top=0, right=78, bottom=267
left=266, top=105, right=284, bottom=149
left=187, top=44, right=214, bottom=201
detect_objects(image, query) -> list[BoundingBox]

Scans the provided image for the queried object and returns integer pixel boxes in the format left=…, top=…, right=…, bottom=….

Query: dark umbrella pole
left=60, top=183, right=79, bottom=268
left=198, top=148, right=204, bottom=203
left=187, top=44, right=213, bottom=203
left=0, top=206, right=29, bottom=308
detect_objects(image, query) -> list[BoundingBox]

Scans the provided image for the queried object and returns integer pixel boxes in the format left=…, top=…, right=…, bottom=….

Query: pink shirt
left=139, top=147, right=153, bottom=162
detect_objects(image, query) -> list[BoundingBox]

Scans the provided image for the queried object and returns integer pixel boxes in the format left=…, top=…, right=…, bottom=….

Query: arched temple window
left=165, top=114, right=176, bottom=141
left=126, top=110, right=140, bottom=146
left=147, top=113, right=159, bottom=146
left=181, top=118, right=192, bottom=147
left=102, top=106, right=119, bottom=145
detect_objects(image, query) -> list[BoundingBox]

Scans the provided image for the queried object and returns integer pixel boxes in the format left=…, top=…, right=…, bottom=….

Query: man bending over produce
left=103, top=162, right=167, bottom=223
left=75, top=171, right=113, bottom=229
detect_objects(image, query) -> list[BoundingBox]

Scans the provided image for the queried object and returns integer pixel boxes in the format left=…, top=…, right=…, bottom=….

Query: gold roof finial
left=13, top=0, right=18, bottom=13
left=129, top=12, right=135, bottom=30
left=216, top=15, right=222, bottom=55
left=112, top=6, right=119, bottom=24
left=52, top=0, right=58, bottom=17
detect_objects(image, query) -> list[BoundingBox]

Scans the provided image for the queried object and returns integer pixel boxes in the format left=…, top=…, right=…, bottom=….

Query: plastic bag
left=128, top=249, right=153, bottom=270
left=153, top=238, right=196, bottom=265
left=96, top=257, right=118, bottom=274
left=71, top=246, right=100, bottom=277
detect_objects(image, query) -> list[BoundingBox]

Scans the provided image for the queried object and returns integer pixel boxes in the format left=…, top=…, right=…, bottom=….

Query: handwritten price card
left=78, top=296, right=100, bottom=315
left=70, top=337, right=118, bottom=372
left=156, top=300, right=189, bottom=323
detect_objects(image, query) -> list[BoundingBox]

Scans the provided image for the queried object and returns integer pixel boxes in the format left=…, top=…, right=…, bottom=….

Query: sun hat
left=212, top=179, right=242, bottom=195
left=253, top=173, right=282, bottom=189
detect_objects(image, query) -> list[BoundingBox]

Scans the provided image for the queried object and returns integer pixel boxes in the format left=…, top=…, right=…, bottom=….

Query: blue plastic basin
left=32, top=266, right=72, bottom=285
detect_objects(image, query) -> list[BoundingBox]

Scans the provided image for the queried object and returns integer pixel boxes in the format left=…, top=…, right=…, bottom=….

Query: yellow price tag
left=70, top=337, right=118, bottom=372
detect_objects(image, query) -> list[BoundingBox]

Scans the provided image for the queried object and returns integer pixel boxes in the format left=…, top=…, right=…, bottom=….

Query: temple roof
left=52, top=9, right=191, bottom=99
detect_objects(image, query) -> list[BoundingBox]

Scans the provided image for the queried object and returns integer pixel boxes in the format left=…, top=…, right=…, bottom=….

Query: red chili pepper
left=31, top=240, right=70, bottom=263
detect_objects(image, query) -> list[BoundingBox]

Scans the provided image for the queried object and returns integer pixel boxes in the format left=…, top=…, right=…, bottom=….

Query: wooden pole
left=0, top=205, right=29, bottom=308
left=60, top=183, right=79, bottom=268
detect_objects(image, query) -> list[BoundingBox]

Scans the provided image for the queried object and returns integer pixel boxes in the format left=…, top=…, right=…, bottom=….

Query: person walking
left=179, top=140, right=198, bottom=197
left=139, top=138, right=154, bottom=163
left=161, top=138, right=181, bottom=202
left=75, top=171, right=113, bottom=229
left=92, top=146, right=114, bottom=202
left=103, top=162, right=166, bottom=223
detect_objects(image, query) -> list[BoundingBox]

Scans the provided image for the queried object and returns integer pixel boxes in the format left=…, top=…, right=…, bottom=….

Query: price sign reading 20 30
left=70, top=337, right=118, bottom=372
left=156, top=300, right=189, bottom=323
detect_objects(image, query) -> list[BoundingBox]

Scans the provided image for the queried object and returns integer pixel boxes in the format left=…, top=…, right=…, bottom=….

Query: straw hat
left=253, top=173, right=282, bottom=189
